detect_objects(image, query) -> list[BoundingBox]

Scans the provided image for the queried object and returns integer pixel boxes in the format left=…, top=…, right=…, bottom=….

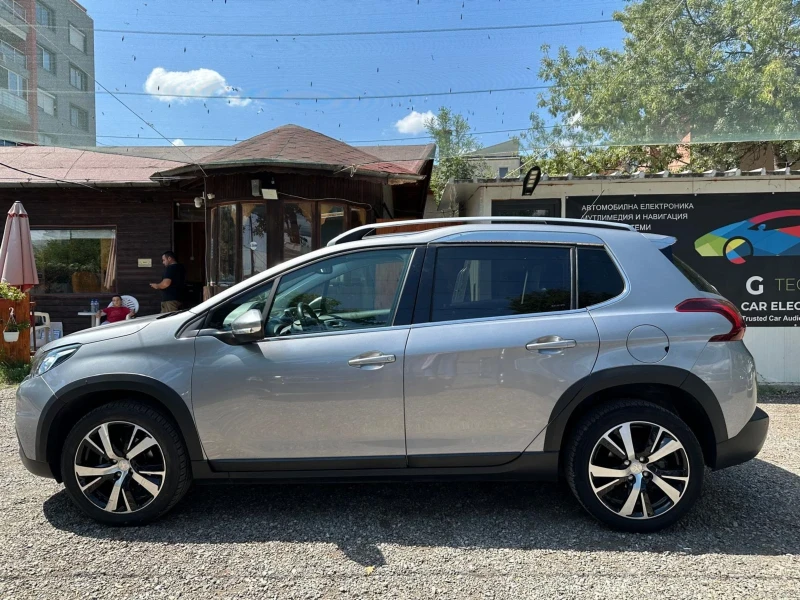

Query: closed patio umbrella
left=0, top=201, right=38, bottom=291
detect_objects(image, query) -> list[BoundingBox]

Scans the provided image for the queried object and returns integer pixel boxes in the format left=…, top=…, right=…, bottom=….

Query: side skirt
left=194, top=451, right=559, bottom=483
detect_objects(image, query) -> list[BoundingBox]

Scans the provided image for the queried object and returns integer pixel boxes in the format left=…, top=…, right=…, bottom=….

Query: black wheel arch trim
left=36, top=374, right=204, bottom=464
left=542, top=365, right=728, bottom=452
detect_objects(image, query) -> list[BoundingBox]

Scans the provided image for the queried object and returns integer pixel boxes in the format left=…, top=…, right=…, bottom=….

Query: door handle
left=526, top=336, right=577, bottom=353
left=348, top=352, right=396, bottom=367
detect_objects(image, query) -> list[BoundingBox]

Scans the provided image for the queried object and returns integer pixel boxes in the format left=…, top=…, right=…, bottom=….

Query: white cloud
left=171, top=138, right=186, bottom=146
left=394, top=110, right=436, bottom=134
left=144, top=67, right=252, bottom=107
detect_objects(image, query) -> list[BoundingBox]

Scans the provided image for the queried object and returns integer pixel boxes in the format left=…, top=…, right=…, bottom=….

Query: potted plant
left=0, top=283, right=32, bottom=364
left=1, top=308, right=29, bottom=343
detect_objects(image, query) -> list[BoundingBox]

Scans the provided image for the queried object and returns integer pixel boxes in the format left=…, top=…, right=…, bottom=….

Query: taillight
left=675, top=298, right=746, bottom=342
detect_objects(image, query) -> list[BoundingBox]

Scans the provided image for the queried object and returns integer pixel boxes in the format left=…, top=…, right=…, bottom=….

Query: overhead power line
left=0, top=127, right=533, bottom=144
left=84, top=18, right=618, bottom=38
left=44, top=85, right=550, bottom=102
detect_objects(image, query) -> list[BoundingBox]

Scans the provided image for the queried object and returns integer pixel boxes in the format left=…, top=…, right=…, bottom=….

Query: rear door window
left=430, top=245, right=572, bottom=322
left=577, top=247, right=625, bottom=307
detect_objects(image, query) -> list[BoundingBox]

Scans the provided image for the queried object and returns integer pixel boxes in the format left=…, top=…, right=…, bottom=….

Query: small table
left=77, top=311, right=101, bottom=328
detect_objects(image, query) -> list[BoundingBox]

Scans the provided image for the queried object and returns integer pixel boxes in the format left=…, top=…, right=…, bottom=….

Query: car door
left=403, top=243, right=601, bottom=467
left=191, top=246, right=419, bottom=470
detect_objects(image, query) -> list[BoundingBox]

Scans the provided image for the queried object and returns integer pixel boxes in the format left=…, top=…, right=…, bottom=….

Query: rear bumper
left=18, top=442, right=54, bottom=479
left=712, top=407, right=769, bottom=470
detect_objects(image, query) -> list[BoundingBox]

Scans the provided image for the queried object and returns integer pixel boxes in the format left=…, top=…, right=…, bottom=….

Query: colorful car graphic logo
left=695, top=210, right=800, bottom=264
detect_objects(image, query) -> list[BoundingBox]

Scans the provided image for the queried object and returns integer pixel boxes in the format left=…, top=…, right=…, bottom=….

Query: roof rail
left=327, top=216, right=635, bottom=246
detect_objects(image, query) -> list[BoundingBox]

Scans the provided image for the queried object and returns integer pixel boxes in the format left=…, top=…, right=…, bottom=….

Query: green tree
left=524, top=0, right=800, bottom=173
left=425, top=107, right=490, bottom=215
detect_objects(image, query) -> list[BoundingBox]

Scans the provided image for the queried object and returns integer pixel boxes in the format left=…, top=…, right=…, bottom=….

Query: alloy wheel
left=588, top=421, right=690, bottom=519
left=73, top=421, right=166, bottom=514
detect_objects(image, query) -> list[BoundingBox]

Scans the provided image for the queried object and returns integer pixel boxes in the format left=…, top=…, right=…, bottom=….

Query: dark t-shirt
left=162, top=263, right=185, bottom=302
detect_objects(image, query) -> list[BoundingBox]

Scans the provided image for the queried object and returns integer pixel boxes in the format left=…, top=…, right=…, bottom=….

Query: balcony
left=0, top=88, right=28, bottom=117
left=0, top=0, right=25, bottom=22
left=0, top=40, right=25, bottom=70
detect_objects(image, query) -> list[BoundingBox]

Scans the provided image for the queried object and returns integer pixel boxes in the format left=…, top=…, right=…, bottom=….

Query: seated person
left=98, top=295, right=134, bottom=324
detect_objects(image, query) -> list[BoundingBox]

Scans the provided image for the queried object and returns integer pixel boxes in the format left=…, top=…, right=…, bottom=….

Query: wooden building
left=0, top=126, right=434, bottom=334
left=153, top=125, right=434, bottom=295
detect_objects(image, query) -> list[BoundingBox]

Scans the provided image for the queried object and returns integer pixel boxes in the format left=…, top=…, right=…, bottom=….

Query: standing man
left=150, top=251, right=185, bottom=313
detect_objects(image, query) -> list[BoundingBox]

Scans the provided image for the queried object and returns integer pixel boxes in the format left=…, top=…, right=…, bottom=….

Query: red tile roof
left=0, top=146, right=184, bottom=186
left=355, top=144, right=436, bottom=175
left=160, top=125, right=426, bottom=178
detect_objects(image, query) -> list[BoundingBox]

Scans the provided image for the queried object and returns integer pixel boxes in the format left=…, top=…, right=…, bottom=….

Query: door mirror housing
left=230, top=309, right=264, bottom=343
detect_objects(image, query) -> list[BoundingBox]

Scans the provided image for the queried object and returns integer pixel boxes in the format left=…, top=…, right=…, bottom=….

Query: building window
left=5, top=69, right=24, bottom=96
left=213, top=204, right=237, bottom=286
left=1, top=40, right=26, bottom=69
left=241, top=202, right=267, bottom=278
left=38, top=133, right=55, bottom=145
left=498, top=167, right=509, bottom=178
left=31, top=228, right=117, bottom=295
left=35, top=1, right=54, bottom=28
left=69, top=65, right=87, bottom=91
left=283, top=201, right=313, bottom=261
left=37, top=45, right=55, bottom=74
left=210, top=200, right=371, bottom=287
left=68, top=24, right=86, bottom=52
left=37, top=89, right=56, bottom=116
left=70, top=104, right=88, bottom=130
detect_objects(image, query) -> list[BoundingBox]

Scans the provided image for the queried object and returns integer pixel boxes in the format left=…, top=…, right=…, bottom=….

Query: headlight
left=31, top=345, right=80, bottom=377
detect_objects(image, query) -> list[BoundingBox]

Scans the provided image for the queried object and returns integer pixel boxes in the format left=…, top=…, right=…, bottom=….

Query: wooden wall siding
left=391, top=161, right=432, bottom=218
left=0, top=189, right=181, bottom=335
left=206, top=171, right=384, bottom=214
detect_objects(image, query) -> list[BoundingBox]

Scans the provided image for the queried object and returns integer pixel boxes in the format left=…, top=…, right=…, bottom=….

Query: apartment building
left=0, top=0, right=94, bottom=147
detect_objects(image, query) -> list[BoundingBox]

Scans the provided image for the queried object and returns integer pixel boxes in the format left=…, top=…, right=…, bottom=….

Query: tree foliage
left=425, top=107, right=489, bottom=213
left=524, top=0, right=800, bottom=173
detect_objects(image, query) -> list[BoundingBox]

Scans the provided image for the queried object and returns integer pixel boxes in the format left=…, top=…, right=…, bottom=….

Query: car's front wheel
left=60, top=400, right=191, bottom=525
left=565, top=400, right=704, bottom=532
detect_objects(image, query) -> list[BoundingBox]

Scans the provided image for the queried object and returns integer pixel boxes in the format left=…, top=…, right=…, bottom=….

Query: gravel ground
left=1, top=386, right=798, bottom=599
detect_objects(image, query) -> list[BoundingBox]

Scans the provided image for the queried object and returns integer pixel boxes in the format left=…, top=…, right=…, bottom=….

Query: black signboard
left=565, top=193, right=800, bottom=327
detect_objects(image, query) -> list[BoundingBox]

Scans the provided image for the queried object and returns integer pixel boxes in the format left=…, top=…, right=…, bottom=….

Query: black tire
left=565, top=399, right=704, bottom=533
left=60, top=400, right=192, bottom=525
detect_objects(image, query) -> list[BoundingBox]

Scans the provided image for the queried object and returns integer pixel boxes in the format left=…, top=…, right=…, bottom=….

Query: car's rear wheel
left=724, top=237, right=753, bottom=264
left=60, top=400, right=191, bottom=525
left=565, top=400, right=704, bottom=532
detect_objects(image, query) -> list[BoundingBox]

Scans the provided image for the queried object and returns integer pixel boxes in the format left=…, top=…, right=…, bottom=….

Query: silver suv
left=16, top=218, right=768, bottom=532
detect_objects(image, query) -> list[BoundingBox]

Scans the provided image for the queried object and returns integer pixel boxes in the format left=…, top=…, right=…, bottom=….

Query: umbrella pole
left=30, top=299, right=35, bottom=355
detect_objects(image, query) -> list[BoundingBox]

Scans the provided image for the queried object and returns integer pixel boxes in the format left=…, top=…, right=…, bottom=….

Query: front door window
left=267, top=248, right=413, bottom=337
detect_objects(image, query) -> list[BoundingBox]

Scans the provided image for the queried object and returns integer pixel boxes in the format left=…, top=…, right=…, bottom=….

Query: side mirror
left=230, top=309, right=264, bottom=343
left=758, top=223, right=766, bottom=231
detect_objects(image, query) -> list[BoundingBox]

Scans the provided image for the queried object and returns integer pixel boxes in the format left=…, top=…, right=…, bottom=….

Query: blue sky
left=75, top=0, right=627, bottom=149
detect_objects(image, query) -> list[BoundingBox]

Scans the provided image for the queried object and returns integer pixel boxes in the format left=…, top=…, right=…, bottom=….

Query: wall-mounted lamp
left=521, top=165, right=542, bottom=196
left=194, top=192, right=215, bottom=208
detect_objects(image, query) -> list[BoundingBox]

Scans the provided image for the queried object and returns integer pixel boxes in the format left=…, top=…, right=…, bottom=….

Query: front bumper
left=712, top=406, right=769, bottom=470
left=18, top=441, right=54, bottom=479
